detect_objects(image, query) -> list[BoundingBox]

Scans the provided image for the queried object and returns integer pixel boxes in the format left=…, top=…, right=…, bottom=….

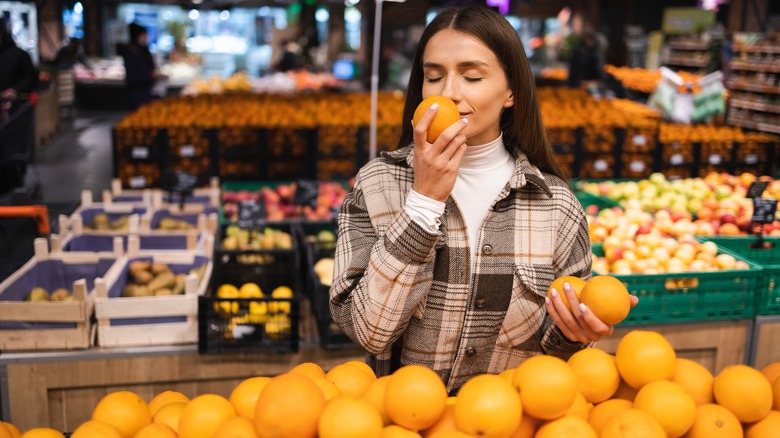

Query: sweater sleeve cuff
left=405, top=189, right=446, bottom=234
left=384, top=209, right=441, bottom=264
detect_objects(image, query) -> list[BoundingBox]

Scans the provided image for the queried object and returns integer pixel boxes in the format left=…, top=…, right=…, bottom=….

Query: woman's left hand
left=545, top=281, right=639, bottom=343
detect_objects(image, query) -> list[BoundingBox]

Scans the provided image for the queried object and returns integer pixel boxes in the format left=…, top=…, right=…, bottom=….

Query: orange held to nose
left=412, top=96, right=461, bottom=143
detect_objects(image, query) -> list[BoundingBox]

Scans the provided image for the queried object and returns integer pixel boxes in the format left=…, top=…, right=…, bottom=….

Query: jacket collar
left=381, top=144, right=552, bottom=198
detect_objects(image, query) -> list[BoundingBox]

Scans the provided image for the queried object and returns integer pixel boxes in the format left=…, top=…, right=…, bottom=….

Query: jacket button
left=482, top=244, right=493, bottom=255
left=465, top=347, right=477, bottom=357
left=475, top=298, right=486, bottom=309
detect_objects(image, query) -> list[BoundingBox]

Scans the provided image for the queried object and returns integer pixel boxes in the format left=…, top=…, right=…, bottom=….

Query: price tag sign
left=745, top=154, right=758, bottom=165
left=630, top=161, right=645, bottom=173
left=752, top=198, right=778, bottom=225
left=708, top=154, right=722, bottom=165
left=130, top=176, right=146, bottom=188
left=180, top=145, right=196, bottom=158
left=632, top=135, right=647, bottom=146
left=594, top=160, right=608, bottom=172
left=237, top=199, right=266, bottom=231
left=131, top=147, right=149, bottom=159
left=161, top=169, right=198, bottom=209
left=746, top=181, right=769, bottom=199
left=293, top=179, right=320, bottom=208
left=670, top=154, right=685, bottom=165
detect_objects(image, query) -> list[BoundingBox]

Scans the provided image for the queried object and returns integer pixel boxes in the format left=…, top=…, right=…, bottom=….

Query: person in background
left=122, top=23, right=161, bottom=110
left=0, top=17, right=38, bottom=113
left=274, top=39, right=302, bottom=72
left=567, top=32, right=604, bottom=88
left=54, top=37, right=91, bottom=70
left=330, top=4, right=637, bottom=393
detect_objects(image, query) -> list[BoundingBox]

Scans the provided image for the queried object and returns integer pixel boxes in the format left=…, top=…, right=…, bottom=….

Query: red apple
left=720, top=213, right=737, bottom=225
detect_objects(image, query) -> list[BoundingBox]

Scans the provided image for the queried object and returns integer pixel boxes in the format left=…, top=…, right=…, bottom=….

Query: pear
left=25, top=287, right=50, bottom=302
left=50, top=288, right=71, bottom=301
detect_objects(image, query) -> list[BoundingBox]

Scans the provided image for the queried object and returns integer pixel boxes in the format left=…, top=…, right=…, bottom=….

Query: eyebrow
left=423, top=61, right=490, bottom=69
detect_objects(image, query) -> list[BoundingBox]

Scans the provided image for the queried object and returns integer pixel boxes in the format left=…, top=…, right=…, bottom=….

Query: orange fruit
left=579, top=276, right=631, bottom=325
left=344, top=360, right=377, bottom=380
left=512, top=355, right=578, bottom=420
left=498, top=367, right=516, bottom=383
left=385, top=365, right=448, bottom=431
left=426, top=431, right=471, bottom=438
left=289, top=362, right=326, bottom=380
left=19, top=429, right=64, bottom=438
left=151, top=402, right=187, bottom=433
left=412, top=96, right=461, bottom=143
left=612, top=379, right=638, bottom=401
left=148, top=391, right=190, bottom=417
left=600, top=408, right=666, bottom=438
left=672, top=358, right=714, bottom=406
left=633, top=380, right=696, bottom=437
left=588, top=399, right=632, bottom=433
left=713, top=365, right=773, bottom=423
left=362, top=376, right=392, bottom=425
left=0, top=426, right=11, bottom=438
left=547, top=276, right=586, bottom=312
left=535, top=415, right=597, bottom=438
left=133, top=424, right=177, bottom=438
left=421, top=398, right=457, bottom=437
left=615, top=330, right=676, bottom=389
left=92, top=391, right=152, bottom=438
left=745, top=410, right=780, bottom=438
left=380, top=425, right=421, bottom=438
left=213, top=417, right=259, bottom=438
left=567, top=348, right=620, bottom=403
left=760, top=362, right=780, bottom=384
left=254, top=372, right=325, bottom=438
left=774, top=375, right=780, bottom=410
left=0, top=423, right=21, bottom=438
left=178, top=394, right=236, bottom=438
left=313, top=376, right=341, bottom=401
left=229, top=376, right=271, bottom=419
left=71, top=420, right=123, bottom=438
left=507, top=414, right=538, bottom=438
left=454, top=374, right=522, bottom=437
left=318, top=396, right=383, bottom=438
left=685, top=404, right=743, bottom=438
left=325, top=363, right=375, bottom=397
left=565, top=392, right=592, bottom=420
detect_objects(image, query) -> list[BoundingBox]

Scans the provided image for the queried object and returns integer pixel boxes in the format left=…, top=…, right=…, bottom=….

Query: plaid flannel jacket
left=330, top=144, right=592, bottom=392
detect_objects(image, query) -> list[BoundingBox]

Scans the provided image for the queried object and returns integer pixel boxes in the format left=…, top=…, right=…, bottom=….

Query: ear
left=503, top=91, right=514, bottom=108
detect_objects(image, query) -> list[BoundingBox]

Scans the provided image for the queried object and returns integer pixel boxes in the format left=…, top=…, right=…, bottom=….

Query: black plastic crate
left=198, top=295, right=300, bottom=354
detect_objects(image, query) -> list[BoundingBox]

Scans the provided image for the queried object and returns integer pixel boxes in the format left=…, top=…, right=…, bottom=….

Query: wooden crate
left=0, top=239, right=118, bottom=351
left=94, top=245, right=214, bottom=348
left=595, top=320, right=751, bottom=374
left=750, top=316, right=780, bottom=369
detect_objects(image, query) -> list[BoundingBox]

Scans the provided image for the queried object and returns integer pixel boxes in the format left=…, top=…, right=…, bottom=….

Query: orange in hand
left=413, top=96, right=461, bottom=143
left=580, top=276, right=631, bottom=325
left=547, top=276, right=586, bottom=312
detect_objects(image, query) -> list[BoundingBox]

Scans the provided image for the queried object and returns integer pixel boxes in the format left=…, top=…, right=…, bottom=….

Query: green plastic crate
left=576, top=192, right=621, bottom=213
left=698, top=236, right=780, bottom=315
left=592, top=246, right=762, bottom=325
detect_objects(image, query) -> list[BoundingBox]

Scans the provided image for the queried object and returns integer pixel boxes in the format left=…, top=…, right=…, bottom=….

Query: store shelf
left=666, top=40, right=710, bottom=51
left=664, top=56, right=710, bottom=68
left=733, top=44, right=780, bottom=54
left=730, top=61, right=780, bottom=74
left=727, top=81, right=780, bottom=95
left=727, top=116, right=780, bottom=134
left=729, top=99, right=780, bottom=114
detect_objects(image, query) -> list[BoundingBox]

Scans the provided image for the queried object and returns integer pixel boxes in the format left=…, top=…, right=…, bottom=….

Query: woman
left=122, top=23, right=159, bottom=110
left=331, top=4, right=634, bottom=393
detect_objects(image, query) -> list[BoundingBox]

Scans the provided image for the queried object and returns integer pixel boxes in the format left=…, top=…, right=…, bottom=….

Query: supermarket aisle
left=26, top=111, right=126, bottom=205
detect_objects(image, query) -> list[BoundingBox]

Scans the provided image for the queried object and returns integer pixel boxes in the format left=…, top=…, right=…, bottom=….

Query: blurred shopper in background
left=122, top=23, right=161, bottom=110
left=567, top=33, right=604, bottom=88
left=0, top=17, right=38, bottom=114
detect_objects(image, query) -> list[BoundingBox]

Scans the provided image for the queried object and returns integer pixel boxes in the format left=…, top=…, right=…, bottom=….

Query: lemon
left=239, top=282, right=263, bottom=298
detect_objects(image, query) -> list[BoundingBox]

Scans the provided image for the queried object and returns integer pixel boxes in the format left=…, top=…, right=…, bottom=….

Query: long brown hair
left=396, top=4, right=567, bottom=181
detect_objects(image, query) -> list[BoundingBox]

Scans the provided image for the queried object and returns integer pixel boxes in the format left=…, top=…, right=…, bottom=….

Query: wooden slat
left=0, top=326, right=91, bottom=350
left=97, top=321, right=198, bottom=347
left=753, top=319, right=780, bottom=369
left=0, top=301, right=86, bottom=322
left=96, top=296, right=198, bottom=319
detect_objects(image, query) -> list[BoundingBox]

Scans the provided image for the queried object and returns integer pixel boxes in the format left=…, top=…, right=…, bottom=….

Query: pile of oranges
left=605, top=65, right=703, bottom=94
left=4, top=329, right=780, bottom=438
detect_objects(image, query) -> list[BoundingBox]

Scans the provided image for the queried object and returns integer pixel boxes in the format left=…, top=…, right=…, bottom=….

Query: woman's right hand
left=412, top=104, right=469, bottom=202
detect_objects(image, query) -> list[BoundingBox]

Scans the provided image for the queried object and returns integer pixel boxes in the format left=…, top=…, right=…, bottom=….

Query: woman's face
left=421, top=29, right=514, bottom=146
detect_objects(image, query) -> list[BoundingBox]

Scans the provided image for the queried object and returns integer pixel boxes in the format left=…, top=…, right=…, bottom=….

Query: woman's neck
left=459, top=134, right=511, bottom=172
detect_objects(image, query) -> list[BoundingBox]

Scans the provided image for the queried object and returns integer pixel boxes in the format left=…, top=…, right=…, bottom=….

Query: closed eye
left=465, top=77, right=483, bottom=82
left=426, top=77, right=443, bottom=83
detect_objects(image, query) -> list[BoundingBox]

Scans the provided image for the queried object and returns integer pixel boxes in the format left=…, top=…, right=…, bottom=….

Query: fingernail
left=551, top=288, right=558, bottom=298
left=579, top=303, right=588, bottom=313
left=563, top=282, right=571, bottom=292
left=461, top=118, right=469, bottom=124
left=545, top=297, right=551, bottom=305
left=429, top=103, right=439, bottom=111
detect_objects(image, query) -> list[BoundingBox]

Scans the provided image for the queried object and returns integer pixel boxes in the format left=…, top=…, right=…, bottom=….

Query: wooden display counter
left=596, top=319, right=752, bottom=374
left=750, top=315, right=780, bottom=369
left=0, top=343, right=364, bottom=432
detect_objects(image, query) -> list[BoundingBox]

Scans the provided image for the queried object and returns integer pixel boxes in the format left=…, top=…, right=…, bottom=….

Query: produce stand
left=750, top=315, right=780, bottom=369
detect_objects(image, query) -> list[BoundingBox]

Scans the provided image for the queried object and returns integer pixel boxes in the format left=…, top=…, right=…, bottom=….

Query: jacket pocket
left=495, top=264, right=555, bottom=347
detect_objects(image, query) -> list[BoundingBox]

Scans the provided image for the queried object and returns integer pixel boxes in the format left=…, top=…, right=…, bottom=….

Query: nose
left=440, top=75, right=462, bottom=104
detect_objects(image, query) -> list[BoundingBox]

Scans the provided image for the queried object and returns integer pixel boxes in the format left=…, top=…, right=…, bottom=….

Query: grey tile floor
left=26, top=111, right=127, bottom=205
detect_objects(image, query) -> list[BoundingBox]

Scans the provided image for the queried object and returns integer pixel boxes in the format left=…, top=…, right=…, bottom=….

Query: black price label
left=752, top=198, right=778, bottom=225
left=237, top=199, right=266, bottom=230
left=747, top=181, right=770, bottom=199
left=161, top=169, right=198, bottom=210
left=293, top=179, right=320, bottom=208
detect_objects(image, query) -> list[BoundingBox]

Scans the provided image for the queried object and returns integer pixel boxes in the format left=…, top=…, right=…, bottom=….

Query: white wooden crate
left=94, top=240, right=214, bottom=347
left=0, top=239, right=118, bottom=350
left=107, top=178, right=221, bottom=210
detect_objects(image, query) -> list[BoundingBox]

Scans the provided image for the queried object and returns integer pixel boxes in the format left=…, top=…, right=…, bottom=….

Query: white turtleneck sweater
left=406, top=134, right=515, bottom=272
